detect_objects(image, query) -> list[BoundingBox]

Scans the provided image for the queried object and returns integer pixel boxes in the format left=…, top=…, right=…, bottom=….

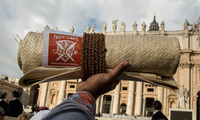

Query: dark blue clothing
left=5, top=99, right=23, bottom=117
left=0, top=100, right=8, bottom=112
left=152, top=111, right=168, bottom=120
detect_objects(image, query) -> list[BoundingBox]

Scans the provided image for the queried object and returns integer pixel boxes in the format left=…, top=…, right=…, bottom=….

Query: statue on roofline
left=44, top=25, right=50, bottom=29
left=86, top=25, right=90, bottom=33
left=184, top=19, right=190, bottom=30
left=190, top=23, right=196, bottom=32
left=54, top=27, right=58, bottom=31
left=102, top=23, right=107, bottom=33
left=70, top=26, right=74, bottom=33
left=141, top=21, right=146, bottom=32
left=133, top=22, right=137, bottom=32
left=197, top=17, right=200, bottom=32
left=161, top=21, right=165, bottom=31
left=112, top=20, right=117, bottom=33
left=92, top=24, right=95, bottom=33
left=121, top=22, right=126, bottom=33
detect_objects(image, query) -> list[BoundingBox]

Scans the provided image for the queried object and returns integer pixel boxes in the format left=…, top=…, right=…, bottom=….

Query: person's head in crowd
left=12, top=91, right=20, bottom=99
left=17, top=113, right=34, bottom=120
left=34, top=107, right=40, bottom=113
left=0, top=106, right=5, bottom=119
left=0, top=94, right=6, bottom=100
left=152, top=100, right=162, bottom=111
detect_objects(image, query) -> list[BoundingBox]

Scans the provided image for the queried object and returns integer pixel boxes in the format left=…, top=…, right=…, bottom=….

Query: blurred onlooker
left=114, top=113, right=117, bottom=120
left=31, top=105, right=34, bottom=113
left=30, top=106, right=50, bottom=120
left=31, top=104, right=38, bottom=113
left=0, top=106, right=5, bottom=120
left=96, top=112, right=100, bottom=117
left=40, top=107, right=49, bottom=111
left=0, top=92, right=8, bottom=113
left=33, top=107, right=40, bottom=115
left=5, top=91, right=23, bottom=117
left=17, top=112, right=34, bottom=120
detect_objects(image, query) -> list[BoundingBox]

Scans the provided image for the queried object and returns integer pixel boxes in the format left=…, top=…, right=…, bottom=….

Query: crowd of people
left=31, top=105, right=49, bottom=115
left=0, top=90, right=49, bottom=120
left=0, top=61, right=168, bottom=120
left=0, top=90, right=23, bottom=119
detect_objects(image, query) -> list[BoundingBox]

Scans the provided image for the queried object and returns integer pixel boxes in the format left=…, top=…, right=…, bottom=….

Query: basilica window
left=147, top=88, right=154, bottom=92
left=145, top=83, right=156, bottom=93
left=122, top=87, right=127, bottom=91
left=51, top=94, right=55, bottom=104
left=70, top=85, right=75, bottom=88
left=49, top=89, right=58, bottom=105
left=67, top=93, right=73, bottom=98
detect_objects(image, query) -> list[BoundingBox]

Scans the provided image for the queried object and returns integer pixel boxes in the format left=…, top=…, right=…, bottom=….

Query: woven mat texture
left=105, top=34, right=180, bottom=77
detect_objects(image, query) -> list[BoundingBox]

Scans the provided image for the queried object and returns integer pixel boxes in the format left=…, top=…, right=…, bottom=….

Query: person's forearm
left=41, top=91, right=96, bottom=120
left=68, top=91, right=96, bottom=116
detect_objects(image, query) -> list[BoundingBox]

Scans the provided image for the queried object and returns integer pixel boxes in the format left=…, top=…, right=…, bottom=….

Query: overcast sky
left=0, top=0, right=200, bottom=79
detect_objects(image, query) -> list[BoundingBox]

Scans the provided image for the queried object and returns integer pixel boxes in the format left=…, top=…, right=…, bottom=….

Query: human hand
left=76, top=61, right=129, bottom=99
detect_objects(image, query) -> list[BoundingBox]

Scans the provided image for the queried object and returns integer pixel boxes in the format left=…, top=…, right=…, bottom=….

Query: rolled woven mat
left=18, top=31, right=181, bottom=91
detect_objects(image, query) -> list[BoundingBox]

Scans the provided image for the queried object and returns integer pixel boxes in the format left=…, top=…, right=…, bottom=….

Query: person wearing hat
left=5, top=91, right=23, bottom=117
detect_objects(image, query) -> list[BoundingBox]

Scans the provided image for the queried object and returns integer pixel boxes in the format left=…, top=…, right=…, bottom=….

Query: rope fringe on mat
left=81, top=33, right=106, bottom=81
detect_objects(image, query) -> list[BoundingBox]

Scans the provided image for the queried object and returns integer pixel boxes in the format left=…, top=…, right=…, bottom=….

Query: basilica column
left=100, top=95, right=104, bottom=113
left=37, top=86, right=42, bottom=105
left=57, top=80, right=66, bottom=104
left=134, top=82, right=143, bottom=116
left=110, top=95, right=114, bottom=113
left=96, top=96, right=101, bottom=114
left=163, top=88, right=167, bottom=115
left=126, top=81, right=135, bottom=116
left=39, top=82, right=49, bottom=107
left=158, top=87, right=164, bottom=104
left=113, top=83, right=121, bottom=114
left=142, top=97, right=146, bottom=116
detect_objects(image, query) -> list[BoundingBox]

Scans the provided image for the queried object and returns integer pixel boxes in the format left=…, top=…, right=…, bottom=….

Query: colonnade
left=38, top=80, right=165, bottom=116
left=96, top=81, right=143, bottom=116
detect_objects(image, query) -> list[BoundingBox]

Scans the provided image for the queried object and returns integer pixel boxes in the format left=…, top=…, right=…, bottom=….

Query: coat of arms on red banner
left=48, top=33, right=82, bottom=66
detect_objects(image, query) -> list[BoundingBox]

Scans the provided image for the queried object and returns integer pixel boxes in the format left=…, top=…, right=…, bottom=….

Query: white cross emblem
left=52, top=40, right=78, bottom=62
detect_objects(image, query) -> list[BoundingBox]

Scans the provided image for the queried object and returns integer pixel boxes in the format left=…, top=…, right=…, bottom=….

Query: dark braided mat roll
left=81, top=33, right=106, bottom=81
